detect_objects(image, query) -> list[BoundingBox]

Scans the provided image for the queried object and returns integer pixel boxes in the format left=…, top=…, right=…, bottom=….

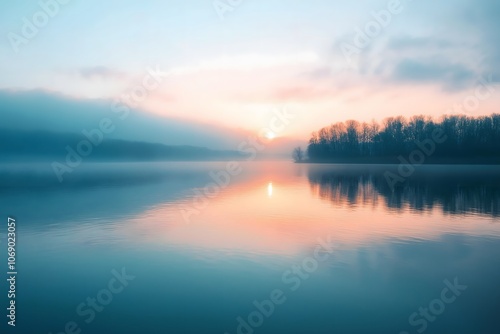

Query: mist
left=0, top=89, right=246, bottom=150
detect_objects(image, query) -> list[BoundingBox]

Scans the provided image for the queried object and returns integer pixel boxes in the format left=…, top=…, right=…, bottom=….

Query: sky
left=0, top=0, right=499, bottom=141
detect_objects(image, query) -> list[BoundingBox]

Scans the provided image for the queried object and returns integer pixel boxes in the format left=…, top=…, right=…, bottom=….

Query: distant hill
left=0, top=129, right=248, bottom=162
left=0, top=90, right=247, bottom=150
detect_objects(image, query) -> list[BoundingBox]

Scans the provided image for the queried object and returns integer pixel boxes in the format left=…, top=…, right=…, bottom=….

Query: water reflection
left=267, top=182, right=273, bottom=197
left=3, top=162, right=499, bottom=257
left=0, top=162, right=216, bottom=227
left=308, top=164, right=500, bottom=216
left=2, top=161, right=500, bottom=334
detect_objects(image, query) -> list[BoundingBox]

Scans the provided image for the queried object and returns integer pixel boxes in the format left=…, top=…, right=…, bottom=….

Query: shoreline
left=298, top=157, right=500, bottom=165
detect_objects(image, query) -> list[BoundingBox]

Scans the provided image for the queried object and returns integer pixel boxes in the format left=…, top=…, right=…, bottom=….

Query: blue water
left=1, top=162, right=499, bottom=334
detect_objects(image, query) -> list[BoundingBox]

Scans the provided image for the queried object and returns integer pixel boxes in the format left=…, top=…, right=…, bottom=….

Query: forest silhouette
left=306, top=114, right=500, bottom=163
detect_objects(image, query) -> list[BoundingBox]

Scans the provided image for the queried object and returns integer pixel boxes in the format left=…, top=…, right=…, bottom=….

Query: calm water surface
left=1, top=161, right=499, bottom=334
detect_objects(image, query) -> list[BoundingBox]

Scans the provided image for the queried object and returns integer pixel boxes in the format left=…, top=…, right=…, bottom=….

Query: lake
left=1, top=161, right=499, bottom=334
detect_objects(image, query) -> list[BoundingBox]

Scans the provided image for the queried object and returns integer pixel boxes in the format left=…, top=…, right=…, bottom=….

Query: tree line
left=305, top=114, right=500, bottom=161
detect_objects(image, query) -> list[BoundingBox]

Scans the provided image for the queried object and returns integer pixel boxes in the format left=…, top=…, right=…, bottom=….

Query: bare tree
left=292, top=146, right=304, bottom=162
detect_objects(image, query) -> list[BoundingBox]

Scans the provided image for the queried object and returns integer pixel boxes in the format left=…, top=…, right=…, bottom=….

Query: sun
left=265, top=131, right=276, bottom=140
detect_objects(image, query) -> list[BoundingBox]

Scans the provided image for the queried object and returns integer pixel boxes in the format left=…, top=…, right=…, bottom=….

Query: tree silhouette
left=306, top=114, right=500, bottom=162
left=292, top=147, right=305, bottom=162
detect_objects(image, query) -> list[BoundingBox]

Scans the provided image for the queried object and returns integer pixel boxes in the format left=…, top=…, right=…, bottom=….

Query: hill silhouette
left=0, top=129, right=247, bottom=162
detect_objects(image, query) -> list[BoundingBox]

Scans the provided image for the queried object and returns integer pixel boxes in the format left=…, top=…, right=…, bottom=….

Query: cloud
left=387, top=37, right=454, bottom=51
left=303, top=67, right=334, bottom=80
left=78, top=66, right=127, bottom=80
left=384, top=0, right=500, bottom=87
left=168, top=52, right=319, bottom=75
left=321, top=0, right=500, bottom=92
left=461, top=0, right=500, bottom=82
left=391, top=59, right=476, bottom=91
left=271, top=85, right=333, bottom=102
